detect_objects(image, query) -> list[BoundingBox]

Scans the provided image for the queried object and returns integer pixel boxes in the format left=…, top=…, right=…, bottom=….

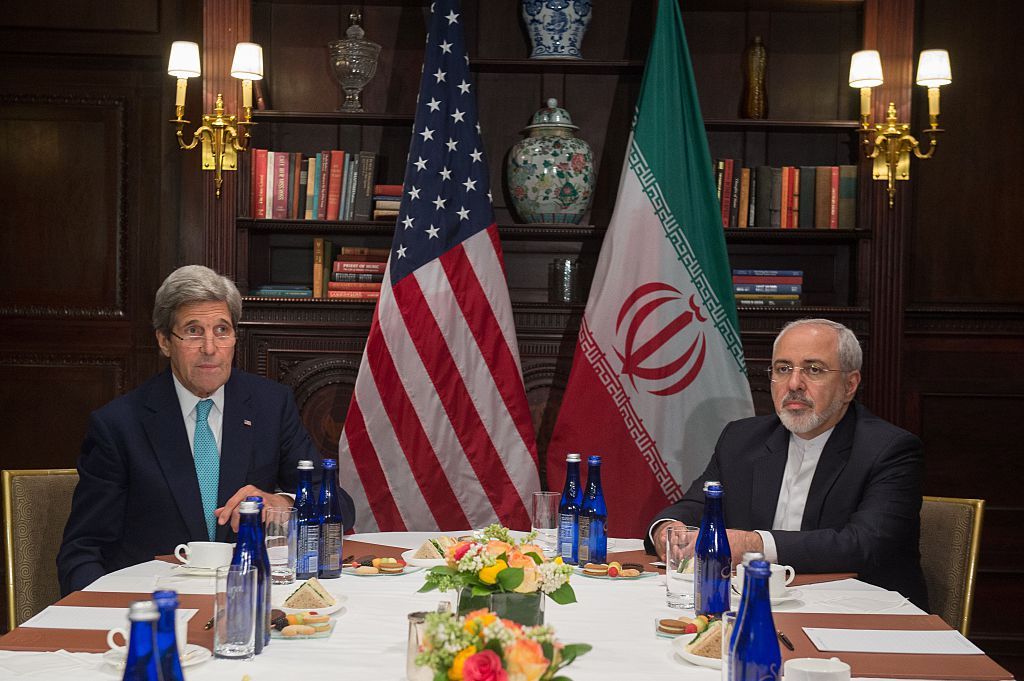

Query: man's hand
left=215, top=485, right=292, bottom=531
left=725, top=529, right=764, bottom=567
left=652, top=520, right=688, bottom=560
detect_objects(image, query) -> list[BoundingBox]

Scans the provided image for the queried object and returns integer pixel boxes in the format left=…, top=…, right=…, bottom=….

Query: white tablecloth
left=8, top=533, right=927, bottom=680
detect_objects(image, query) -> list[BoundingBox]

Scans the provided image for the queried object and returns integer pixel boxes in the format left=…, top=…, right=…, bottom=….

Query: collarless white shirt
left=172, top=374, right=225, bottom=457
left=756, top=425, right=835, bottom=561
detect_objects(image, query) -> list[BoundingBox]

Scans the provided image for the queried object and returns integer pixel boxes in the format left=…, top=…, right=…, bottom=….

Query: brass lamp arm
left=911, top=128, right=942, bottom=160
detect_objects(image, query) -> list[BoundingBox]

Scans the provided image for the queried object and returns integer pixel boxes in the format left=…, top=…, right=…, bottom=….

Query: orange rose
left=504, top=637, right=549, bottom=681
left=484, top=540, right=512, bottom=557
left=506, top=551, right=539, bottom=593
left=517, top=543, right=544, bottom=561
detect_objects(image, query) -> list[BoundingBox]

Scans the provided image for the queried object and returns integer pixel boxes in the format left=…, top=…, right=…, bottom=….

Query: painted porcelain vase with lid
left=507, top=98, right=594, bottom=225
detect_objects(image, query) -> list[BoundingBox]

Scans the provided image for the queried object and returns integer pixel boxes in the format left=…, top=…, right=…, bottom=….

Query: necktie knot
left=196, top=399, right=213, bottom=422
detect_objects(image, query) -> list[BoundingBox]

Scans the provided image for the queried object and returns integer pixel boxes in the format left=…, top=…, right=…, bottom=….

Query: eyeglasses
left=169, top=328, right=236, bottom=348
left=766, top=363, right=846, bottom=383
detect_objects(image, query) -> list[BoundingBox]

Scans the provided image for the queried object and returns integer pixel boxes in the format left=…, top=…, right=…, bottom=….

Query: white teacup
left=783, top=656, right=851, bottom=681
left=174, top=541, right=233, bottom=569
left=108, top=611, right=189, bottom=656
left=734, top=562, right=796, bottom=598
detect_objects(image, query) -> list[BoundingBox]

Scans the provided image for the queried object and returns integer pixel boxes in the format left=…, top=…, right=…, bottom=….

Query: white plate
left=729, top=587, right=803, bottom=606
left=169, top=564, right=222, bottom=577
left=574, top=567, right=656, bottom=580
left=342, top=565, right=423, bottom=577
left=671, top=632, right=722, bottom=669
left=401, top=549, right=446, bottom=568
left=103, top=643, right=211, bottom=670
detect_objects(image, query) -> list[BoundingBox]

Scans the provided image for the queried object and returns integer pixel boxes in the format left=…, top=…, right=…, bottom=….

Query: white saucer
left=169, top=564, right=223, bottom=577
left=730, top=587, right=803, bottom=606
left=671, top=633, right=722, bottom=669
left=103, top=643, right=211, bottom=670
left=401, top=549, right=445, bottom=568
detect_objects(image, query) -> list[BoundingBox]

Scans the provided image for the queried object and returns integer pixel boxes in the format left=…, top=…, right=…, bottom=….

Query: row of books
left=314, top=240, right=387, bottom=300
left=715, top=161, right=857, bottom=230
left=733, top=268, right=803, bottom=307
left=373, top=184, right=403, bottom=222
left=250, top=149, right=378, bottom=222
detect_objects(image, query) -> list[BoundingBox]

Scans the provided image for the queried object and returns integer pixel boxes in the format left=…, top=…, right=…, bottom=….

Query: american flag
left=337, top=0, right=540, bottom=532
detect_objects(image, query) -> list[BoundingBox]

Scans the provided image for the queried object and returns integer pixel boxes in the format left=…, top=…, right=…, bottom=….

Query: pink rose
left=462, top=650, right=508, bottom=681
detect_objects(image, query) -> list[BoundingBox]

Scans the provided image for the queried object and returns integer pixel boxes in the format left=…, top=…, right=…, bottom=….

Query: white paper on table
left=803, top=627, right=985, bottom=655
left=21, top=606, right=197, bottom=631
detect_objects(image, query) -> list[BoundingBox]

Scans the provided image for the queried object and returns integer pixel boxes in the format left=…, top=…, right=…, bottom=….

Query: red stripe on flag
left=362, top=301, right=471, bottom=529
left=342, top=397, right=407, bottom=532
left=486, top=224, right=507, bottom=277
left=439, top=235, right=538, bottom=467
left=393, top=266, right=530, bottom=527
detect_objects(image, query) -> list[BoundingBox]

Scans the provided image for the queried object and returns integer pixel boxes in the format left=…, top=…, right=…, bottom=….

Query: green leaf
left=525, top=551, right=544, bottom=565
left=560, top=643, right=592, bottom=661
left=496, top=566, right=524, bottom=591
left=470, top=584, right=493, bottom=597
left=417, top=582, right=438, bottom=593
left=540, top=641, right=555, bottom=661
left=547, top=583, right=578, bottom=605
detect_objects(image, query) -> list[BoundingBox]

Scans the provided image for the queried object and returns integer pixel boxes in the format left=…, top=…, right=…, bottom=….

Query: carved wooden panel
left=0, top=94, right=127, bottom=318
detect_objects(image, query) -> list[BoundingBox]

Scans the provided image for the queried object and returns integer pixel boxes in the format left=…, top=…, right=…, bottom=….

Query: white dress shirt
left=171, top=374, right=225, bottom=457
left=755, top=425, right=834, bottom=562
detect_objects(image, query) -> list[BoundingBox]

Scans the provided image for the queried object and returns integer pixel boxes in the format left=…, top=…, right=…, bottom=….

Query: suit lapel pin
left=243, top=419, right=252, bottom=427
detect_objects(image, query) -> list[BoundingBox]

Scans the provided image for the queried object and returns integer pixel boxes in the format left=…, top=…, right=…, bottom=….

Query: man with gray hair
left=647, top=318, right=928, bottom=609
left=58, top=265, right=354, bottom=594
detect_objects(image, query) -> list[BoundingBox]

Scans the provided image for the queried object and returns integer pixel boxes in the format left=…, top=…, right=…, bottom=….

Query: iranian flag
left=546, top=0, right=754, bottom=538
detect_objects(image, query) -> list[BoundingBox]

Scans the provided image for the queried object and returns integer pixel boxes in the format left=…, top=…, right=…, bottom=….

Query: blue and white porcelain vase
left=522, top=0, right=592, bottom=60
left=507, top=99, right=594, bottom=225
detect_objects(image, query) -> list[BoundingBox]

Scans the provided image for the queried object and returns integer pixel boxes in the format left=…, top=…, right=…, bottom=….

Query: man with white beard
left=647, top=318, right=928, bottom=609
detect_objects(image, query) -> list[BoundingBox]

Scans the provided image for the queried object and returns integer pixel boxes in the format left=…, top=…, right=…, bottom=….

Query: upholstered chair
left=919, top=495, right=985, bottom=635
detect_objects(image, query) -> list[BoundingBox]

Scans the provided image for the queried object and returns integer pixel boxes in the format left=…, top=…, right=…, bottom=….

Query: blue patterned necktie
left=193, top=399, right=220, bottom=540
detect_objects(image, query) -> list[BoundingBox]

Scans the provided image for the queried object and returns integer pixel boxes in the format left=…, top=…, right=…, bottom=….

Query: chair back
left=2, top=469, right=79, bottom=629
left=919, top=495, right=984, bottom=635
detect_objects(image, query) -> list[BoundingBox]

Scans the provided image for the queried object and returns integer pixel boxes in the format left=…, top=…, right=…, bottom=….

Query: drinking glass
left=665, top=524, right=699, bottom=609
left=213, top=565, right=256, bottom=659
left=531, top=491, right=560, bottom=553
left=721, top=610, right=738, bottom=681
left=264, top=506, right=297, bottom=584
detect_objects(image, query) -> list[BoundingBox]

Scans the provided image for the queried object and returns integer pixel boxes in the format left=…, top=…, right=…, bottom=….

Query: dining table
left=0, top=531, right=1013, bottom=680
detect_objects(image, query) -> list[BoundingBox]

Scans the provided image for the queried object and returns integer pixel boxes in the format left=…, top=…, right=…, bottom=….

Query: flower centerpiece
left=415, top=608, right=591, bottom=681
left=418, top=525, right=576, bottom=626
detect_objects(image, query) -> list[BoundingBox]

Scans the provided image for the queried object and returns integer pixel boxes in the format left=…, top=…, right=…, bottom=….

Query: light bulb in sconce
left=849, top=50, right=883, bottom=121
left=231, top=42, right=265, bottom=110
left=168, top=41, right=201, bottom=108
left=915, top=49, right=952, bottom=118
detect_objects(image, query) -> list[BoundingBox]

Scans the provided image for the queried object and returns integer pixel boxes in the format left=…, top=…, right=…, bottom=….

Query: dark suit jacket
left=648, top=402, right=928, bottom=610
left=57, top=368, right=355, bottom=595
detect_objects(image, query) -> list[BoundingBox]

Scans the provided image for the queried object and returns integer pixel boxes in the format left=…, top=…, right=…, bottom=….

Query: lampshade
left=167, top=41, right=201, bottom=78
left=849, top=50, right=884, bottom=88
left=231, top=42, right=264, bottom=80
left=916, top=49, right=952, bottom=87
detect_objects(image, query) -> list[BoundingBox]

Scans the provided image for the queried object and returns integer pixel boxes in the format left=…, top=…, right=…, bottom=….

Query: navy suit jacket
left=648, top=402, right=928, bottom=610
left=58, top=368, right=355, bottom=595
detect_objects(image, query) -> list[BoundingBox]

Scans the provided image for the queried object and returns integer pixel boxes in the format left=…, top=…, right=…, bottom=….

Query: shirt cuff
left=648, top=518, right=675, bottom=547
left=754, top=530, right=778, bottom=563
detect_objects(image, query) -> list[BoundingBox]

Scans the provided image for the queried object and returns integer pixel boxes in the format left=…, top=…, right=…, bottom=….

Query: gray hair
left=152, top=265, right=242, bottom=335
left=773, top=318, right=862, bottom=372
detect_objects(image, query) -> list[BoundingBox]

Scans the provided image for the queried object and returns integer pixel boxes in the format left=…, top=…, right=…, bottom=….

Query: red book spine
left=333, top=261, right=388, bottom=274
left=317, top=151, right=331, bottom=221
left=327, top=281, right=384, bottom=292
left=253, top=149, right=268, bottom=219
left=720, top=159, right=734, bottom=228
left=733, top=275, right=804, bottom=285
left=272, top=152, right=289, bottom=219
left=326, top=150, right=345, bottom=221
left=829, top=166, right=840, bottom=229
left=327, top=289, right=381, bottom=300
left=373, top=183, right=403, bottom=196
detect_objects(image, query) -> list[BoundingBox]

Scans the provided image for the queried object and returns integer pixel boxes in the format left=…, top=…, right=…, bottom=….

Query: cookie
left=658, top=618, right=689, bottom=635
left=282, top=624, right=316, bottom=637
left=582, top=562, right=608, bottom=576
left=355, top=565, right=379, bottom=575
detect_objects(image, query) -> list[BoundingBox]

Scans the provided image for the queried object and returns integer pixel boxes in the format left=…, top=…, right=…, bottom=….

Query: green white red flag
left=545, top=0, right=754, bottom=537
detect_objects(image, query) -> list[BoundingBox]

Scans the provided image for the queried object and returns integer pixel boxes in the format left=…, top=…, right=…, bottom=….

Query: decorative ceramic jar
left=521, top=0, right=592, bottom=59
left=456, top=588, right=545, bottom=626
left=507, top=98, right=594, bottom=225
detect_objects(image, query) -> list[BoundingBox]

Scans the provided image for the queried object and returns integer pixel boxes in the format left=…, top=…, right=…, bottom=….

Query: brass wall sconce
left=167, top=41, right=264, bottom=198
left=849, top=49, right=952, bottom=207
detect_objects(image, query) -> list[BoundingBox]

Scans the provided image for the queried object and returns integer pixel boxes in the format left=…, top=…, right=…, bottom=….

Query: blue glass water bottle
left=694, top=481, right=731, bottom=617
left=232, top=500, right=268, bottom=655
left=244, top=496, right=273, bottom=648
left=577, top=455, right=608, bottom=563
left=121, top=600, right=162, bottom=681
left=730, top=559, right=782, bottom=681
left=151, top=591, right=185, bottom=681
left=295, top=459, right=321, bottom=580
left=557, top=453, right=583, bottom=564
left=725, top=551, right=765, bottom=681
left=318, top=458, right=344, bottom=579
